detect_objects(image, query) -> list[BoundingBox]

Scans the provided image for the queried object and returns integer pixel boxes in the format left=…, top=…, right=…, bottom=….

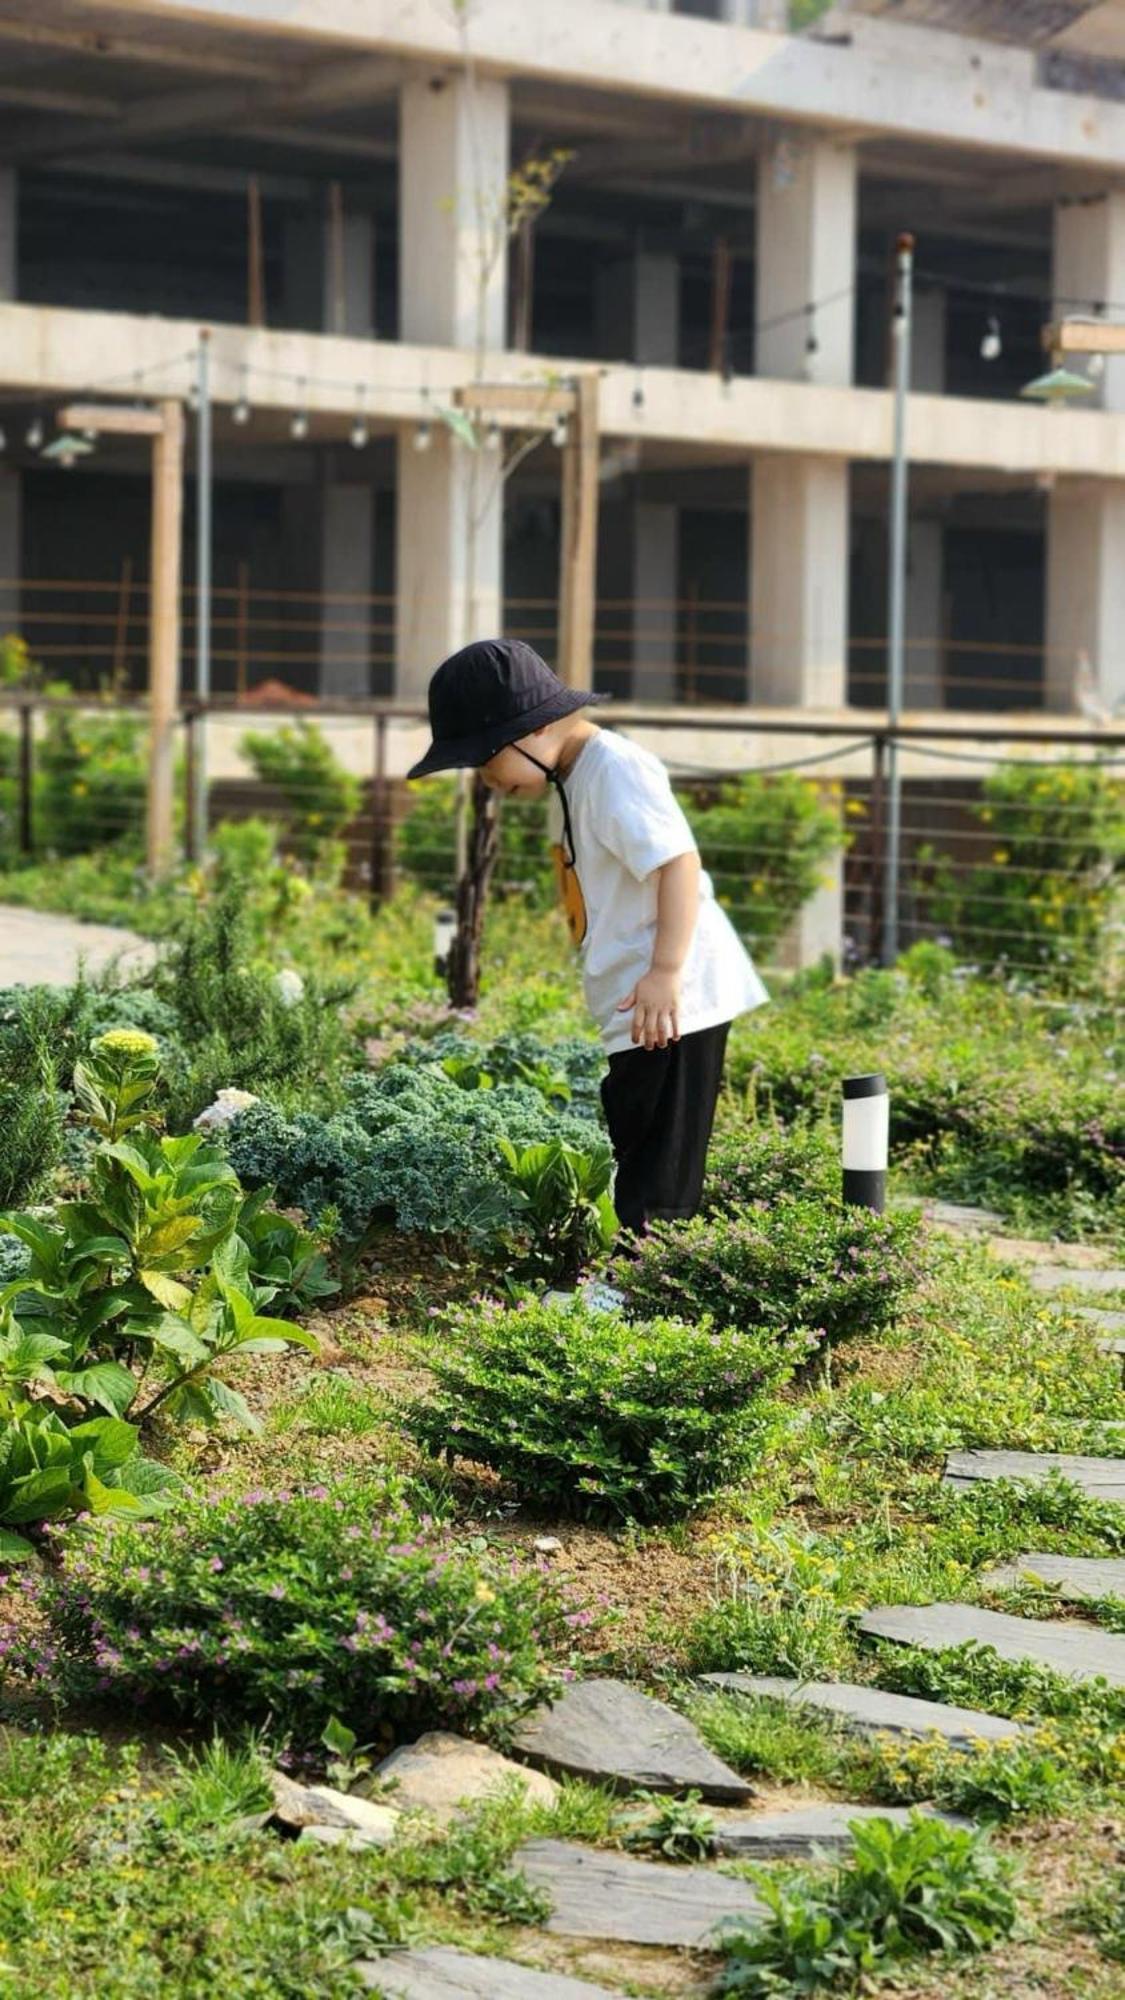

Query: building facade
left=0, top=2, right=1123, bottom=771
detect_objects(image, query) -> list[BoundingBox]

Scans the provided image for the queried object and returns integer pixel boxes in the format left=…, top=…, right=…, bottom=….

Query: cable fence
left=1, top=692, right=1121, bottom=1003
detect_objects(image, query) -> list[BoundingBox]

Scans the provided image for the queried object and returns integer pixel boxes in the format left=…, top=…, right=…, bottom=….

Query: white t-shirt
left=548, top=729, right=769, bottom=1056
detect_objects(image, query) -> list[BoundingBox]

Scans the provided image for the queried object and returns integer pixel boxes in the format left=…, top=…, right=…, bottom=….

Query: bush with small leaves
left=619, top=1197, right=925, bottom=1348
left=406, top=1296, right=809, bottom=1522
left=6, top=1477, right=577, bottom=1745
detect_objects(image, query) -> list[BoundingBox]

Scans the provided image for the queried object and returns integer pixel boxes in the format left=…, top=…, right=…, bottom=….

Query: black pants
left=600, top=1022, right=730, bottom=1237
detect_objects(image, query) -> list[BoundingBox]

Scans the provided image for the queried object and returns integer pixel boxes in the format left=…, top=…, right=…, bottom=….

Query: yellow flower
left=474, top=1583, right=496, bottom=1603
left=92, top=1028, right=159, bottom=1058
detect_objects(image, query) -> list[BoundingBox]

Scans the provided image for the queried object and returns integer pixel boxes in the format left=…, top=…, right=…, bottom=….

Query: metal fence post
left=369, top=711, right=394, bottom=908
left=18, top=695, right=33, bottom=857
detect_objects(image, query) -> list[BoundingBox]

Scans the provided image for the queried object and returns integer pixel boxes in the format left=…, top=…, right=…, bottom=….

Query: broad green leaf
left=67, top=1416, right=140, bottom=1469
left=138, top=1216, right=203, bottom=1261
left=55, top=1362, right=138, bottom=1418
left=82, top=1468, right=147, bottom=1518
left=139, top=1270, right=192, bottom=1311
left=205, top=1378, right=261, bottom=1434
left=147, top=1317, right=209, bottom=1366
left=0, top=1527, right=35, bottom=1562
left=101, top=1142, right=161, bottom=1194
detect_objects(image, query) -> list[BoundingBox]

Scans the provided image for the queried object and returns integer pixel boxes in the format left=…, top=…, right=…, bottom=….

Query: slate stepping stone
left=358, top=1945, right=627, bottom=1997
left=859, top=1601, right=1125, bottom=1688
left=699, top=1673, right=1024, bottom=1749
left=513, top=1677, right=752, bottom=1802
left=1047, top=1305, right=1125, bottom=1333
left=715, top=1802, right=967, bottom=1858
left=515, top=1838, right=766, bottom=1949
left=944, top=1448, right=1125, bottom=1502
left=1028, top=1267, right=1125, bottom=1297
left=982, top=1552, right=1125, bottom=1603
left=1101, top=1338, right=1125, bottom=1384
left=922, top=1200, right=1004, bottom=1232
left=374, top=1731, right=558, bottom=1826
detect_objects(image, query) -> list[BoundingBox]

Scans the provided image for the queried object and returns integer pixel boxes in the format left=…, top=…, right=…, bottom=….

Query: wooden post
left=248, top=175, right=265, bottom=327
left=709, top=236, right=732, bottom=376
left=557, top=373, right=599, bottom=690
left=112, top=554, right=133, bottom=696
left=327, top=181, right=345, bottom=336
left=236, top=562, right=250, bottom=699
left=147, top=398, right=184, bottom=877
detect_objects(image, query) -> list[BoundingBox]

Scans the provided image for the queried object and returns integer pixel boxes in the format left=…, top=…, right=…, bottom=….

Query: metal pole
left=192, top=330, right=212, bottom=862
left=882, top=232, right=913, bottom=967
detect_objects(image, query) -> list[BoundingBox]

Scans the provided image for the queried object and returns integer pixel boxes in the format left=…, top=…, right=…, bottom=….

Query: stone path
left=0, top=903, right=156, bottom=987
left=1048, top=1305, right=1125, bottom=1334
left=982, top=1552, right=1125, bottom=1602
left=715, top=1802, right=967, bottom=1858
left=699, top=1673, right=1025, bottom=1748
left=359, top=1948, right=627, bottom=1997
left=944, top=1448, right=1125, bottom=1502
left=859, top=1601, right=1125, bottom=1687
left=515, top=1838, right=765, bottom=1948
left=1028, top=1266, right=1125, bottom=1298
left=513, top=1677, right=752, bottom=1802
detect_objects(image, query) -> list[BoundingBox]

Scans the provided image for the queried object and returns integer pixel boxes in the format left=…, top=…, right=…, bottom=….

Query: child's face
left=478, top=731, right=552, bottom=799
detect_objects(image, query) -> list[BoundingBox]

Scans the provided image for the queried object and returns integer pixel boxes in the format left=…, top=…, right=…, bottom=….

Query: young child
left=407, top=637, right=768, bottom=1237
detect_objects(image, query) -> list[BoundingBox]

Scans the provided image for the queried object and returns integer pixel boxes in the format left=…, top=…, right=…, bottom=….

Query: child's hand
left=617, top=968, right=682, bottom=1050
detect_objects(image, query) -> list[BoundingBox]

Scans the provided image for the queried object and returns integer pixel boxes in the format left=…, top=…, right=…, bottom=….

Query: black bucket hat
left=406, top=638, right=609, bottom=781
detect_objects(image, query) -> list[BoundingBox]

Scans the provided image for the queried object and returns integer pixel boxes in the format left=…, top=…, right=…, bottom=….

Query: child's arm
left=617, top=850, right=701, bottom=1050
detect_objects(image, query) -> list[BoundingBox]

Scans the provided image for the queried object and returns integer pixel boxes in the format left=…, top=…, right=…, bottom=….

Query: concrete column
left=633, top=503, right=679, bottom=701
left=756, top=134, right=856, bottom=385
left=0, top=170, right=15, bottom=300
left=399, top=73, right=509, bottom=350
left=1046, top=479, right=1125, bottom=712
left=750, top=453, right=848, bottom=708
left=905, top=518, right=944, bottom=707
left=1054, top=191, right=1125, bottom=414
left=0, top=468, right=20, bottom=633
left=1048, top=192, right=1125, bottom=710
left=595, top=250, right=679, bottom=365
left=750, top=452, right=847, bottom=967
left=911, top=288, right=946, bottom=394
left=323, top=212, right=375, bottom=339
left=396, top=73, right=509, bottom=695
left=320, top=482, right=374, bottom=698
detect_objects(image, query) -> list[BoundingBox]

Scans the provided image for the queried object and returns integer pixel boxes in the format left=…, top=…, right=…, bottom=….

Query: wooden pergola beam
left=59, top=403, right=165, bottom=436
left=1043, top=319, right=1125, bottom=356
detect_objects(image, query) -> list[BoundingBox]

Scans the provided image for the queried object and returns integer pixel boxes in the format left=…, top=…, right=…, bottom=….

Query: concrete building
left=0, top=0, right=1124, bottom=953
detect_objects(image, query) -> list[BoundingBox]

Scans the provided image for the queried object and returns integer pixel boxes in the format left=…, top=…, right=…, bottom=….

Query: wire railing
left=1, top=690, right=1121, bottom=1001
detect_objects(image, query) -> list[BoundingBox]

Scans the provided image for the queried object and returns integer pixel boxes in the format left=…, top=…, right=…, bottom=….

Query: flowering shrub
left=704, top=1117, right=840, bottom=1215
left=8, top=1479, right=576, bottom=1743
left=619, top=1199, right=925, bottom=1348
left=406, top=1297, right=809, bottom=1521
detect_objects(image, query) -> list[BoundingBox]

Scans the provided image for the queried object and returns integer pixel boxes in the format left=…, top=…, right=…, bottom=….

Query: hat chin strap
left=511, top=744, right=577, bottom=868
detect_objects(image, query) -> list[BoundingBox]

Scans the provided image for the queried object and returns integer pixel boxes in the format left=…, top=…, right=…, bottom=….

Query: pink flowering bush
left=406, top=1297, right=811, bottom=1522
left=619, top=1199, right=926, bottom=1349
left=5, top=1478, right=577, bottom=1745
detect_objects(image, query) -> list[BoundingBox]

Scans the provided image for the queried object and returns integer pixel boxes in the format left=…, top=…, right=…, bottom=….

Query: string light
left=413, top=417, right=433, bottom=452
left=349, top=385, right=369, bottom=450
left=980, top=315, right=1002, bottom=361
left=550, top=412, right=568, bottom=448
left=485, top=420, right=502, bottom=451
left=232, top=366, right=251, bottom=425
left=25, top=416, right=43, bottom=450
left=290, top=379, right=309, bottom=438
left=1087, top=350, right=1106, bottom=380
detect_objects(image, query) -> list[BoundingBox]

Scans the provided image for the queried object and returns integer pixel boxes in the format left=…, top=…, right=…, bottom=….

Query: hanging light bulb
left=413, top=418, right=433, bottom=452
left=1087, top=349, right=1106, bottom=381
left=485, top=421, right=502, bottom=452
left=25, top=415, right=44, bottom=450
left=232, top=366, right=251, bottom=425
left=291, top=379, right=309, bottom=438
left=550, top=412, right=568, bottom=448
left=350, top=387, right=369, bottom=451
left=980, top=315, right=1002, bottom=362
